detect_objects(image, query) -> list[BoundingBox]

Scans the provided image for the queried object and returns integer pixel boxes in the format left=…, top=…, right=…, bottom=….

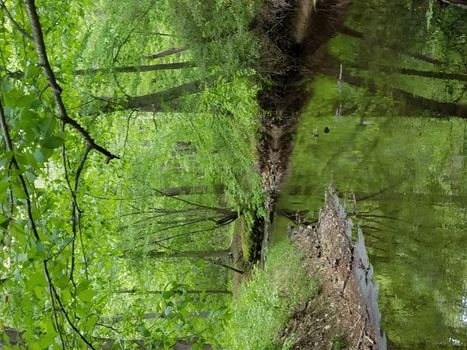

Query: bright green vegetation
left=226, top=239, right=317, bottom=350
left=0, top=0, right=264, bottom=348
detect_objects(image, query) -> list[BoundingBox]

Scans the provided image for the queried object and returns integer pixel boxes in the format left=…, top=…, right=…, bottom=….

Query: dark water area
left=274, top=1, right=467, bottom=349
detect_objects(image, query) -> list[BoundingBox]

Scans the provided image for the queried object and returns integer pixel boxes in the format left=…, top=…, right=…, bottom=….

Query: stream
left=271, top=1, right=467, bottom=349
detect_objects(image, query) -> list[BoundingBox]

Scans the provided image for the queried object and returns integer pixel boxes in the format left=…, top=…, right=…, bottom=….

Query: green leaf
left=42, top=135, right=65, bottom=149
left=137, top=324, right=151, bottom=337
left=42, top=320, right=58, bottom=346
left=25, top=171, right=37, bottom=183
left=29, top=270, right=47, bottom=288
left=78, top=288, right=94, bottom=303
left=37, top=116, right=56, bottom=136
left=76, top=280, right=91, bottom=293
left=0, top=152, right=13, bottom=169
left=33, top=149, right=46, bottom=163
left=163, top=290, right=174, bottom=299
left=0, top=219, right=9, bottom=230
left=17, top=253, right=28, bottom=262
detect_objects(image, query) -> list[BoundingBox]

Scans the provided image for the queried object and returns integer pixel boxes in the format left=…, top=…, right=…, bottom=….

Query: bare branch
left=151, top=187, right=232, bottom=213
left=153, top=222, right=230, bottom=245
left=68, top=144, right=92, bottom=286
left=116, top=289, right=231, bottom=295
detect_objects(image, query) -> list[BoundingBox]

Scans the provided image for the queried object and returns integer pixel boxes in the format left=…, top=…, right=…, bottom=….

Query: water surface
left=275, top=2, right=467, bottom=348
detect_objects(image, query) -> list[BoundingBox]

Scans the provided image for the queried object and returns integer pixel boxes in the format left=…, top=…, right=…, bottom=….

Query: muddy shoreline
left=250, top=0, right=351, bottom=265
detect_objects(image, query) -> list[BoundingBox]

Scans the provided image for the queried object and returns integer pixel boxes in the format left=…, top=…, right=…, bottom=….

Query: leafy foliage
left=1, top=0, right=264, bottom=347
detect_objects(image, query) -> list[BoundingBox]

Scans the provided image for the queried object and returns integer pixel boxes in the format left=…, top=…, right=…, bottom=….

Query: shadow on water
left=273, top=0, right=467, bottom=349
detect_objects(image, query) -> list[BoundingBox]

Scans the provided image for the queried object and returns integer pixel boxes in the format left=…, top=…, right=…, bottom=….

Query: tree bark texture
left=74, top=62, right=196, bottom=75
left=144, top=47, right=188, bottom=59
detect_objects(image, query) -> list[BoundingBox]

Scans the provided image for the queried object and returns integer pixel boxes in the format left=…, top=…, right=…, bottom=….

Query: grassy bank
left=225, top=238, right=318, bottom=349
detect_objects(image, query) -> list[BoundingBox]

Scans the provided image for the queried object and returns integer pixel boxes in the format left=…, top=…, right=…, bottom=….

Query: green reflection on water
left=275, top=80, right=466, bottom=350
left=273, top=1, right=467, bottom=347
left=275, top=52, right=467, bottom=349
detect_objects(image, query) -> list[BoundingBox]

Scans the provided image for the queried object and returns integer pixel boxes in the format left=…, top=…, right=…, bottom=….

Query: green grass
left=225, top=239, right=318, bottom=349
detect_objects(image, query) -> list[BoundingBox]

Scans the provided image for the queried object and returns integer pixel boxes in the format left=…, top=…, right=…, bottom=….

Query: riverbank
left=228, top=0, right=387, bottom=348
left=249, top=0, right=351, bottom=266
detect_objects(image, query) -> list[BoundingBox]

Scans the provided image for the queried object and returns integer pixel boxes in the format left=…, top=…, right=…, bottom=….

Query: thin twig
left=69, top=144, right=92, bottom=287
left=151, top=187, right=231, bottom=213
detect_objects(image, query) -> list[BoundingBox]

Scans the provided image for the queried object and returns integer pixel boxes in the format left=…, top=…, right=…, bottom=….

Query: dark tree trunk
left=398, top=68, right=467, bottom=82
left=144, top=47, right=188, bottom=59
left=146, top=249, right=231, bottom=259
left=338, top=26, right=445, bottom=65
left=438, top=0, right=467, bottom=9
left=320, top=66, right=467, bottom=118
left=346, top=74, right=467, bottom=118
left=173, top=342, right=212, bottom=350
left=107, top=311, right=209, bottom=323
left=116, top=289, right=231, bottom=295
left=74, top=62, right=196, bottom=75
left=2, top=327, right=23, bottom=345
left=398, top=90, right=467, bottom=118
left=94, top=80, right=203, bottom=113
left=149, top=184, right=225, bottom=197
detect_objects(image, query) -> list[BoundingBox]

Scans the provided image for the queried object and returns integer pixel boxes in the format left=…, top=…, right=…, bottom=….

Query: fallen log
left=285, top=186, right=387, bottom=350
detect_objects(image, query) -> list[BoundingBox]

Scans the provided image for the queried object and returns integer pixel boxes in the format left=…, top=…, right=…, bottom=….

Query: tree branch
left=151, top=187, right=232, bottom=213
left=116, top=289, right=231, bottom=295
left=152, top=222, right=231, bottom=245
left=144, top=47, right=187, bottom=59
left=0, top=0, right=33, bottom=41
left=74, top=62, right=196, bottom=75
left=68, top=144, right=92, bottom=287
left=0, top=97, right=96, bottom=349
left=23, top=0, right=119, bottom=161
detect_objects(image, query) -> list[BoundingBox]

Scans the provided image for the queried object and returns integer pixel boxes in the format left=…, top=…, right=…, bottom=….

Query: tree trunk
left=144, top=47, right=188, bottom=59
left=149, top=184, right=225, bottom=197
left=94, top=80, right=203, bottom=114
left=320, top=66, right=467, bottom=118
left=338, top=26, right=445, bottom=65
left=74, top=62, right=196, bottom=75
left=174, top=341, right=212, bottom=350
left=146, top=249, right=231, bottom=259
left=438, top=0, right=467, bottom=9
left=398, top=68, right=467, bottom=82
left=107, top=311, right=209, bottom=323
left=116, top=289, right=231, bottom=295
left=398, top=90, right=467, bottom=118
